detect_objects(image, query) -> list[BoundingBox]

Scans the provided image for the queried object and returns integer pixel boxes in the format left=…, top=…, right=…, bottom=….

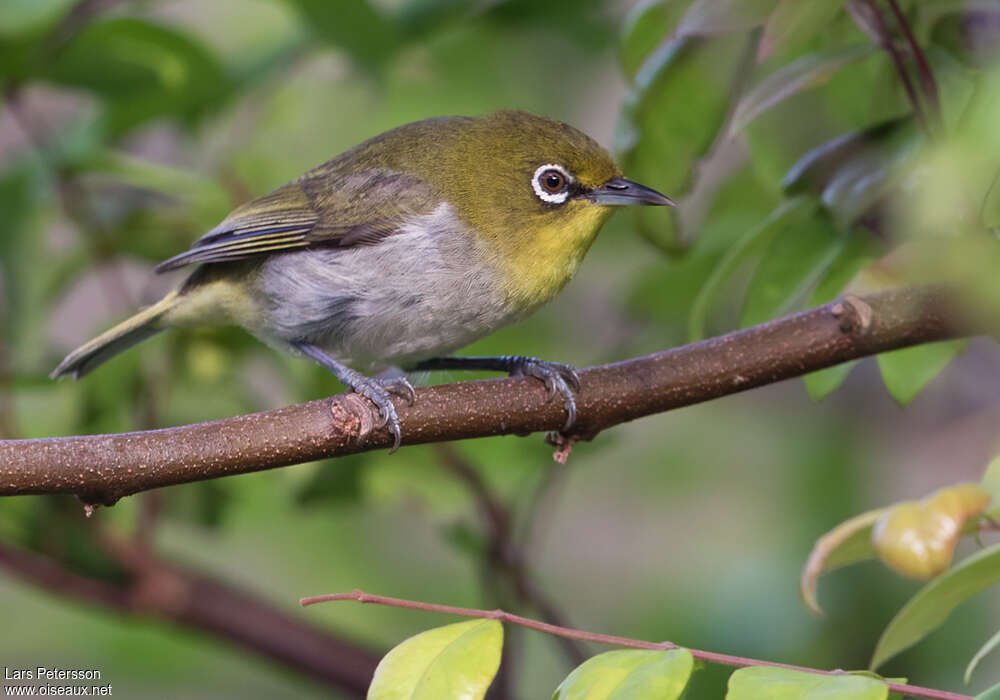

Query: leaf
left=731, top=44, right=878, bottom=135
left=876, top=340, right=967, bottom=406
left=620, top=0, right=688, bottom=80
left=677, top=0, right=777, bottom=37
left=0, top=0, right=75, bottom=37
left=282, top=0, right=401, bottom=69
left=803, top=363, right=858, bottom=402
left=689, top=196, right=817, bottom=340
left=801, top=509, right=884, bottom=615
left=368, top=619, right=502, bottom=700
left=758, top=0, right=845, bottom=61
left=976, top=681, right=1000, bottom=700
left=871, top=542, right=1000, bottom=669
left=872, top=484, right=991, bottom=580
left=552, top=649, right=694, bottom=700
left=982, top=456, right=1000, bottom=510
left=727, top=666, right=887, bottom=700
left=44, top=18, right=230, bottom=135
left=621, top=32, right=753, bottom=251
left=741, top=208, right=843, bottom=327
left=965, top=628, right=1000, bottom=684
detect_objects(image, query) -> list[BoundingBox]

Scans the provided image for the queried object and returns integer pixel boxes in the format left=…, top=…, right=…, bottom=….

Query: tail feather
left=51, top=291, right=179, bottom=380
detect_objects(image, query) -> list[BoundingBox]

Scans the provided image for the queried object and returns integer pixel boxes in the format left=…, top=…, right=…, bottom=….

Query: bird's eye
left=541, top=170, right=565, bottom=193
left=532, top=164, right=573, bottom=204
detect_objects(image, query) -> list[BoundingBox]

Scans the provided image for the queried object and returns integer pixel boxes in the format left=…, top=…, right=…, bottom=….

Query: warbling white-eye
left=52, top=110, right=674, bottom=450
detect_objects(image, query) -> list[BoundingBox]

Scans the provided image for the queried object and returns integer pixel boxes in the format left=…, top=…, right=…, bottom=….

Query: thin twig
left=885, top=0, right=942, bottom=129
left=863, top=0, right=929, bottom=133
left=301, top=589, right=972, bottom=700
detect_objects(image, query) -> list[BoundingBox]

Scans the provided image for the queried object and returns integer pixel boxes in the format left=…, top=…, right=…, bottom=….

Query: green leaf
left=871, top=542, right=1000, bottom=669
left=803, top=362, right=858, bottom=401
left=368, top=620, right=502, bottom=700
left=44, top=18, right=229, bottom=135
left=982, top=456, right=1000, bottom=509
left=690, top=196, right=818, bottom=340
left=620, top=0, right=688, bottom=80
left=741, top=208, right=842, bottom=327
left=0, top=0, right=75, bottom=37
left=552, top=649, right=694, bottom=700
left=282, top=0, right=401, bottom=69
left=758, top=0, right=845, bottom=60
left=731, top=44, right=878, bottom=135
left=965, top=628, right=1000, bottom=684
left=727, top=666, right=887, bottom=700
left=876, top=341, right=967, bottom=406
left=677, top=0, right=777, bottom=37
left=621, top=33, right=752, bottom=251
left=975, top=681, right=1000, bottom=700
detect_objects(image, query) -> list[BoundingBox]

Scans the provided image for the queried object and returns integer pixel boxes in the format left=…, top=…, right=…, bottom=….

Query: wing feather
left=155, top=168, right=435, bottom=273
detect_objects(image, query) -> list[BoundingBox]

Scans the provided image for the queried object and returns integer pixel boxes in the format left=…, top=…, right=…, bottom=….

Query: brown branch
left=0, top=286, right=973, bottom=504
left=301, top=589, right=972, bottom=700
left=0, top=539, right=379, bottom=695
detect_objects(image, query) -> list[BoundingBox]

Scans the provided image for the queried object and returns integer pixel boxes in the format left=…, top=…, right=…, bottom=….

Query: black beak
left=586, top=177, right=675, bottom=207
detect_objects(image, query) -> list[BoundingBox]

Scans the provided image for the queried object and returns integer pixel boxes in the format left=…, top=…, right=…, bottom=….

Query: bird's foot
left=343, top=374, right=415, bottom=453
left=506, top=356, right=580, bottom=430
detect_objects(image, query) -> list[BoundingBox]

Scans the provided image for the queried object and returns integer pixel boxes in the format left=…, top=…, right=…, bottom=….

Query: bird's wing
left=155, top=168, right=434, bottom=272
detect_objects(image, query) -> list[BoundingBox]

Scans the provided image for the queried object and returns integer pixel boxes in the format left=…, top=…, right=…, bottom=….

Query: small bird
left=52, top=110, right=673, bottom=450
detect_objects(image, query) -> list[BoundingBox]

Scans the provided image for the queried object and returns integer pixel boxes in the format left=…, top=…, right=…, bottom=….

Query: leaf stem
left=301, top=589, right=973, bottom=700
left=862, top=0, right=930, bottom=134
left=885, top=0, right=943, bottom=130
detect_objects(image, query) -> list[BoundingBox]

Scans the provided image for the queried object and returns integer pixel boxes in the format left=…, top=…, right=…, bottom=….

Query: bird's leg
left=412, top=355, right=580, bottom=430
left=292, top=343, right=414, bottom=453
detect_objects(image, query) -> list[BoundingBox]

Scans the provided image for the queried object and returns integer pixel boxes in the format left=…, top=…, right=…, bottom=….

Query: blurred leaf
left=44, top=18, right=230, bottom=135
left=0, top=0, right=74, bottom=38
left=689, top=196, right=817, bottom=340
left=677, top=0, right=776, bottom=37
left=871, top=542, right=1000, bottom=669
left=368, top=619, right=502, bottom=700
left=876, top=340, right=967, bottom=406
left=976, top=681, right=1000, bottom=700
left=758, top=0, right=844, bottom=61
left=965, top=628, right=1000, bottom=684
left=726, top=666, right=887, bottom=699
left=801, top=508, right=884, bottom=615
left=620, top=0, right=689, bottom=80
left=295, top=456, right=367, bottom=507
left=741, top=208, right=842, bottom=327
left=621, top=33, right=751, bottom=251
left=731, top=44, right=877, bottom=135
left=0, top=168, right=42, bottom=337
left=283, top=0, right=401, bottom=69
left=983, top=169, right=1000, bottom=230
left=926, top=2, right=1000, bottom=69
left=803, top=363, right=857, bottom=401
left=552, top=649, right=694, bottom=700
left=982, top=456, right=1000, bottom=507
left=872, top=484, right=991, bottom=580
left=782, top=118, right=916, bottom=198
left=166, top=481, right=232, bottom=530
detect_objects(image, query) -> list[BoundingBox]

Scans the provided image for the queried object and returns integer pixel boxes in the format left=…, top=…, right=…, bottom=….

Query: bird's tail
left=50, top=291, right=180, bottom=380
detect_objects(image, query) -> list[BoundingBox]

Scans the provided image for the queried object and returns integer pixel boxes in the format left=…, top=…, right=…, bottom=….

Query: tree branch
left=0, top=286, right=973, bottom=504
left=0, top=540, right=379, bottom=695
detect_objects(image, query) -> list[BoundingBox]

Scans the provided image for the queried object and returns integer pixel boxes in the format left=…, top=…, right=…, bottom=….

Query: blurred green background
left=1, top=0, right=998, bottom=697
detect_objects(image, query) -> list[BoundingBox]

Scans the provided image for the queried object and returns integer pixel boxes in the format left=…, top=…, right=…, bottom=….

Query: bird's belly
left=250, top=212, right=519, bottom=370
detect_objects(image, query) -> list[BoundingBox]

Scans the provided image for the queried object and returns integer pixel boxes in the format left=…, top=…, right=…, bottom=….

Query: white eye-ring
left=532, top=164, right=573, bottom=204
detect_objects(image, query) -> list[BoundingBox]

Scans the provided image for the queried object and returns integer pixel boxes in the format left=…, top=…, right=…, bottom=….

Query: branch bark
left=0, top=541, right=379, bottom=695
left=0, top=286, right=972, bottom=504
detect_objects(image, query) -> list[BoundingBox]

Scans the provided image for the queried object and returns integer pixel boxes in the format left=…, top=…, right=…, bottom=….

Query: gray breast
left=251, top=203, right=519, bottom=370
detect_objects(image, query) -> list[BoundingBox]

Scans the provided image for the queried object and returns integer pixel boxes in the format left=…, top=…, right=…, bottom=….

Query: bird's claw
left=347, top=376, right=406, bottom=453
left=510, top=357, right=580, bottom=431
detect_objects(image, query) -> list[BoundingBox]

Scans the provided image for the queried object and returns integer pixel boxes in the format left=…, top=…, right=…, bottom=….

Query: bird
left=51, top=110, right=674, bottom=451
